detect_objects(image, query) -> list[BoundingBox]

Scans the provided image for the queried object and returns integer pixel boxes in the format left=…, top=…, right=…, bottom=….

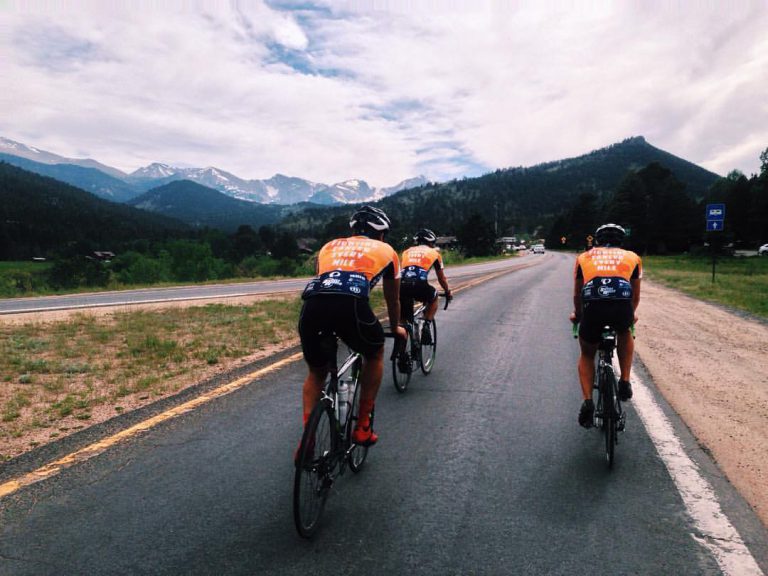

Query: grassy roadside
left=643, top=255, right=768, bottom=318
left=0, top=297, right=303, bottom=460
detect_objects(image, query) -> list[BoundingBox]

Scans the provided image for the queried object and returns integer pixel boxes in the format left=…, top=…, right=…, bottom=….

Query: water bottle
left=338, top=380, right=349, bottom=425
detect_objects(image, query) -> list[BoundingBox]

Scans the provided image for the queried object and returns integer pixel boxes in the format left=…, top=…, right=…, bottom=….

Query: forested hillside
left=0, top=153, right=139, bottom=202
left=127, top=180, right=289, bottom=232
left=0, top=162, right=187, bottom=260
left=279, top=137, right=721, bottom=245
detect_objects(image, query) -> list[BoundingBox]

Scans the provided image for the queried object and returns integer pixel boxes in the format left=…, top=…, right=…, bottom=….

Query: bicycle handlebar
left=438, top=291, right=452, bottom=310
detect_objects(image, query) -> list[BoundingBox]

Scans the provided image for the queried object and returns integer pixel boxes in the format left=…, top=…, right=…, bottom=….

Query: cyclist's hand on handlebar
left=633, top=314, right=639, bottom=324
left=569, top=311, right=580, bottom=324
left=445, top=290, right=453, bottom=302
left=394, top=325, right=407, bottom=341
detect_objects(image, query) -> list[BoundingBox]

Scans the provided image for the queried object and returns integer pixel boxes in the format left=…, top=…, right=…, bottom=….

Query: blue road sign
left=706, top=220, right=723, bottom=231
left=706, top=203, right=725, bottom=220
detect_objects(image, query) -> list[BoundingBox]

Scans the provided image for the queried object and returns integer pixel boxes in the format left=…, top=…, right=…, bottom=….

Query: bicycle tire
left=293, top=399, right=336, bottom=538
left=419, top=319, right=437, bottom=375
left=347, top=358, right=369, bottom=472
left=392, top=329, right=412, bottom=393
left=602, top=367, right=617, bottom=468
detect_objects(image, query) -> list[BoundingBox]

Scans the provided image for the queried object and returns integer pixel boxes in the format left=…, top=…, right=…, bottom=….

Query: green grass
left=644, top=255, right=768, bottom=318
left=0, top=261, right=53, bottom=273
left=0, top=296, right=303, bottom=446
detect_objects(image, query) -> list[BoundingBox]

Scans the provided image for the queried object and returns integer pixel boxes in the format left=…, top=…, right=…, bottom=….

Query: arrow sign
left=706, top=220, right=723, bottom=231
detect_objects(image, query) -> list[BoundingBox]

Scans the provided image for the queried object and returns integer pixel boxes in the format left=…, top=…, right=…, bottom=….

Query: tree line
left=546, top=149, right=768, bottom=254
left=1, top=225, right=311, bottom=296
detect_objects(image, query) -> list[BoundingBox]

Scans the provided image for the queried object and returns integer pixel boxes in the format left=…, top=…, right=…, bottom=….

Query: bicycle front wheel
left=419, top=319, right=437, bottom=374
left=392, top=331, right=412, bottom=393
left=293, top=399, right=336, bottom=538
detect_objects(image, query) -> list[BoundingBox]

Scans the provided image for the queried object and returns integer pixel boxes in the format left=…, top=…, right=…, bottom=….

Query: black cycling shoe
left=421, top=323, right=433, bottom=345
left=579, top=399, right=595, bottom=428
left=618, top=379, right=633, bottom=401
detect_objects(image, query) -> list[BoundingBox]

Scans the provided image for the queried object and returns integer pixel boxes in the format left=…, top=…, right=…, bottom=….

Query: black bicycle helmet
left=349, top=205, right=391, bottom=236
left=413, top=228, right=437, bottom=246
left=595, top=223, right=626, bottom=247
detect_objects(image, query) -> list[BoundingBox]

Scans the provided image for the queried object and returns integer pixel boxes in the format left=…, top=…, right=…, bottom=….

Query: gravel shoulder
left=635, top=279, right=768, bottom=527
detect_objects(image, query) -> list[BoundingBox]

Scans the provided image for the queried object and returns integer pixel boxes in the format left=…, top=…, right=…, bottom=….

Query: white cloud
left=1, top=0, right=766, bottom=187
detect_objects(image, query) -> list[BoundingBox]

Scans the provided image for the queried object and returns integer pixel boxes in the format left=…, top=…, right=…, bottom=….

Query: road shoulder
left=635, top=279, right=768, bottom=528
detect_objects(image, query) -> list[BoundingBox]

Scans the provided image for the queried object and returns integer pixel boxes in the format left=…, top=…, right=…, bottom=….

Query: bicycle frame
left=595, top=327, right=624, bottom=468
left=572, top=322, right=626, bottom=469
left=293, top=336, right=366, bottom=538
left=392, top=292, right=448, bottom=391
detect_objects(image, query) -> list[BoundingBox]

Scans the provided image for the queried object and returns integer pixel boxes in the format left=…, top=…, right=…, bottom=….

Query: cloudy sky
left=1, top=0, right=767, bottom=187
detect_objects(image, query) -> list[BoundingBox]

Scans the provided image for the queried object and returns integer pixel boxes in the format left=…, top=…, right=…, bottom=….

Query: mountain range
left=280, top=136, right=722, bottom=239
left=0, top=137, right=426, bottom=206
left=1, top=134, right=725, bottom=249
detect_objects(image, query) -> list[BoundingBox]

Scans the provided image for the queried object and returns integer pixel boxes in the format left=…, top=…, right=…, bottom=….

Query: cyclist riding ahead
left=570, top=223, right=642, bottom=428
left=399, top=228, right=452, bottom=343
left=298, top=206, right=407, bottom=447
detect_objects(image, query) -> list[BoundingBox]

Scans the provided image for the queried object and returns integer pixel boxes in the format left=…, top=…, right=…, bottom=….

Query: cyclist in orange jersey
left=570, top=223, right=642, bottom=428
left=298, top=206, right=407, bottom=446
left=400, top=229, right=452, bottom=344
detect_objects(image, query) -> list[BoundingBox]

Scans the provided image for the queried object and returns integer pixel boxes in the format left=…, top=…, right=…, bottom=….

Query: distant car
left=759, top=244, right=768, bottom=256
left=532, top=244, right=545, bottom=254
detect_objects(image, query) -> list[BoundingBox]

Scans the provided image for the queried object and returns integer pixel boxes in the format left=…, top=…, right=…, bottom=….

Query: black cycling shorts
left=579, top=300, right=634, bottom=344
left=298, top=294, right=384, bottom=368
left=400, top=281, right=438, bottom=305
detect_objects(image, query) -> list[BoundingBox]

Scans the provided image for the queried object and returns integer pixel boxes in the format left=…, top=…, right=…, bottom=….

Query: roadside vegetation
left=0, top=297, right=302, bottom=460
left=644, top=255, right=768, bottom=318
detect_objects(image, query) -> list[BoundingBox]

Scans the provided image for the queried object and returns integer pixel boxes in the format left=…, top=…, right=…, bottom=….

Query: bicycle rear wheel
left=601, top=368, right=617, bottom=468
left=293, top=399, right=336, bottom=538
left=392, top=330, right=412, bottom=393
left=419, top=319, right=437, bottom=374
left=347, top=359, right=369, bottom=472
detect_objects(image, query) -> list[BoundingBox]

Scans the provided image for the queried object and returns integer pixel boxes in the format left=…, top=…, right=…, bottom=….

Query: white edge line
left=622, top=359, right=764, bottom=576
left=0, top=291, right=298, bottom=315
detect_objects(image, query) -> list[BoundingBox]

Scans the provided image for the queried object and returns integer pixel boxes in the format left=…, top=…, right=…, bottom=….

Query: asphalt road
left=1, top=252, right=767, bottom=575
left=0, top=255, right=535, bottom=314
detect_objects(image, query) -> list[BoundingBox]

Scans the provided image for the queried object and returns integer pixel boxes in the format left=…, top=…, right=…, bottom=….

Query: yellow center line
left=0, top=255, right=548, bottom=500
left=0, top=352, right=304, bottom=499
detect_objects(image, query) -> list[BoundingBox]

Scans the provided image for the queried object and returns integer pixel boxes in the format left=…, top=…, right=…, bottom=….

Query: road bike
left=573, top=323, right=628, bottom=468
left=293, top=333, right=395, bottom=538
left=392, top=292, right=450, bottom=393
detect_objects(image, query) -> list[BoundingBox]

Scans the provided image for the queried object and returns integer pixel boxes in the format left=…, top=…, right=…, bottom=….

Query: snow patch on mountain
left=3, top=135, right=428, bottom=206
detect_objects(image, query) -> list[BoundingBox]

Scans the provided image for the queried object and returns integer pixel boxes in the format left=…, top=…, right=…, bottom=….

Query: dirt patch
left=0, top=294, right=281, bottom=325
left=635, top=280, right=768, bottom=527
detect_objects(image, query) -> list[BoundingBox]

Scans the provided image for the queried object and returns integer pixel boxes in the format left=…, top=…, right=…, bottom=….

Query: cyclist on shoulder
left=298, top=206, right=407, bottom=446
left=399, top=228, right=452, bottom=344
left=570, top=223, right=641, bottom=428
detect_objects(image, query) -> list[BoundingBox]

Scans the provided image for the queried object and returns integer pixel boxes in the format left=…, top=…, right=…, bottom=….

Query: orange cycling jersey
left=401, top=246, right=443, bottom=272
left=303, top=236, right=400, bottom=299
left=575, top=247, right=642, bottom=283
left=400, top=246, right=442, bottom=283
